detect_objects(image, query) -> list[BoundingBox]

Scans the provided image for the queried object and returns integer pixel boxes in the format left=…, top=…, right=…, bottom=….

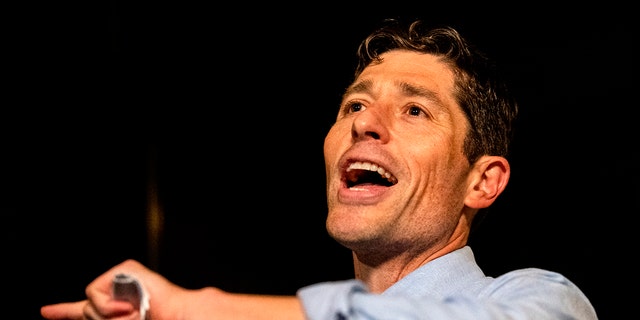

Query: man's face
left=323, top=50, right=473, bottom=257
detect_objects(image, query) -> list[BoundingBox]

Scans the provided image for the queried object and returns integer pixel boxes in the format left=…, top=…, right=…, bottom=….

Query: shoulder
left=481, top=267, right=598, bottom=318
left=491, top=267, right=579, bottom=289
left=487, top=268, right=580, bottom=293
left=485, top=267, right=596, bottom=315
left=496, top=268, right=575, bottom=286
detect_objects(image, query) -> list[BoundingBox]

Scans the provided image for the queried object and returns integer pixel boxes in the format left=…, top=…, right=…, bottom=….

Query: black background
left=4, top=2, right=636, bottom=319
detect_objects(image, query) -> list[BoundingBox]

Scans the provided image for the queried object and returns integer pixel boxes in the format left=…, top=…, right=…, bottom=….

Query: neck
left=352, top=238, right=468, bottom=293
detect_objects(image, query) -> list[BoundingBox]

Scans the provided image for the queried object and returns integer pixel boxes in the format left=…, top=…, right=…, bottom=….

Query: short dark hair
left=354, top=19, right=519, bottom=164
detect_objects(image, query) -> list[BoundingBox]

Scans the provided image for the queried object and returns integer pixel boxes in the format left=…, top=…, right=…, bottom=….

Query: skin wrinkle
left=38, top=20, right=598, bottom=320
left=325, top=50, right=477, bottom=293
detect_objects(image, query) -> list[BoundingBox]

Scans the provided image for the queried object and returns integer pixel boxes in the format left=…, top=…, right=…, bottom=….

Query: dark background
left=4, top=2, right=636, bottom=319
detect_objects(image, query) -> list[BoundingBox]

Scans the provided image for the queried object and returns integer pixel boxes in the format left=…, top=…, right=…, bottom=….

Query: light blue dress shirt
left=298, top=246, right=597, bottom=319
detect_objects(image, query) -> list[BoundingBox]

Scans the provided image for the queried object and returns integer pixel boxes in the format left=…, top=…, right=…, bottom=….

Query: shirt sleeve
left=296, top=270, right=598, bottom=320
left=297, top=279, right=368, bottom=320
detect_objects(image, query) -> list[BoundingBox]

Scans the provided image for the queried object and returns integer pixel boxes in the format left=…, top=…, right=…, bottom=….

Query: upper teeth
left=347, top=161, right=398, bottom=184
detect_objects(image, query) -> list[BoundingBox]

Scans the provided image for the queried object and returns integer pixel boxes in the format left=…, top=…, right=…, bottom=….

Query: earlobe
left=464, top=156, right=510, bottom=209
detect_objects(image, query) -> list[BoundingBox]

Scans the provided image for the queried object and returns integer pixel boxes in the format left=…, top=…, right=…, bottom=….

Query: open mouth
left=344, top=161, right=398, bottom=188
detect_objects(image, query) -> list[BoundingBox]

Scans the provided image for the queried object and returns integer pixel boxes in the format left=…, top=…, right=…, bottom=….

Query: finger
left=82, top=303, right=98, bottom=320
left=40, top=300, right=86, bottom=320
left=84, top=300, right=141, bottom=320
left=84, top=263, right=139, bottom=317
left=82, top=302, right=103, bottom=320
left=92, top=299, right=136, bottom=318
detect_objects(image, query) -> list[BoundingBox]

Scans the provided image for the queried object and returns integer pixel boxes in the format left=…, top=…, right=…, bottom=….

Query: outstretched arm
left=40, top=259, right=305, bottom=320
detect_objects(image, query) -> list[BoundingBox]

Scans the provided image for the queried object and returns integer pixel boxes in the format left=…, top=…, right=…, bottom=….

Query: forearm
left=177, top=287, right=306, bottom=320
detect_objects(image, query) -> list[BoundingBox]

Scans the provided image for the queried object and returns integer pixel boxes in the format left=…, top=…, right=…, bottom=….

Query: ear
left=464, top=155, right=510, bottom=209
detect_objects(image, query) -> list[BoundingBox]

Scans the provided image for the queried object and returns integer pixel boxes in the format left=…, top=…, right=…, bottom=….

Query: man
left=41, top=19, right=598, bottom=319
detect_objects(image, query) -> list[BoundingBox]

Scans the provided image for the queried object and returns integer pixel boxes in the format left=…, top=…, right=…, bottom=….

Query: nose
left=351, top=108, right=390, bottom=143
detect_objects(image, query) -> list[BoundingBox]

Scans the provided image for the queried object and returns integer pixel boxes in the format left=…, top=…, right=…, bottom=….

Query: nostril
left=366, top=131, right=380, bottom=139
left=351, top=130, right=381, bottom=140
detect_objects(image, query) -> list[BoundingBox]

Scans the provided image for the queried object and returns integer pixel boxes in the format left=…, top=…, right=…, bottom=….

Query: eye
left=344, top=101, right=366, bottom=114
left=408, top=105, right=425, bottom=117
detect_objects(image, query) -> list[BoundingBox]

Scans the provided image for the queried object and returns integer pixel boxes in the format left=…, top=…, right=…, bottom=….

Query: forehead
left=360, top=50, right=454, bottom=85
left=354, top=50, right=458, bottom=108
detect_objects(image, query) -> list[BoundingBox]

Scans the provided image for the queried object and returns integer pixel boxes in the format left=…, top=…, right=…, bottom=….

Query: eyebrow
left=398, top=81, right=441, bottom=104
left=344, top=79, right=443, bottom=106
left=343, top=79, right=373, bottom=99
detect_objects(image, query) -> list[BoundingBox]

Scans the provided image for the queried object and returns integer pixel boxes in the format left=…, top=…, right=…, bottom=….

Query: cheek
left=324, top=124, right=348, bottom=162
